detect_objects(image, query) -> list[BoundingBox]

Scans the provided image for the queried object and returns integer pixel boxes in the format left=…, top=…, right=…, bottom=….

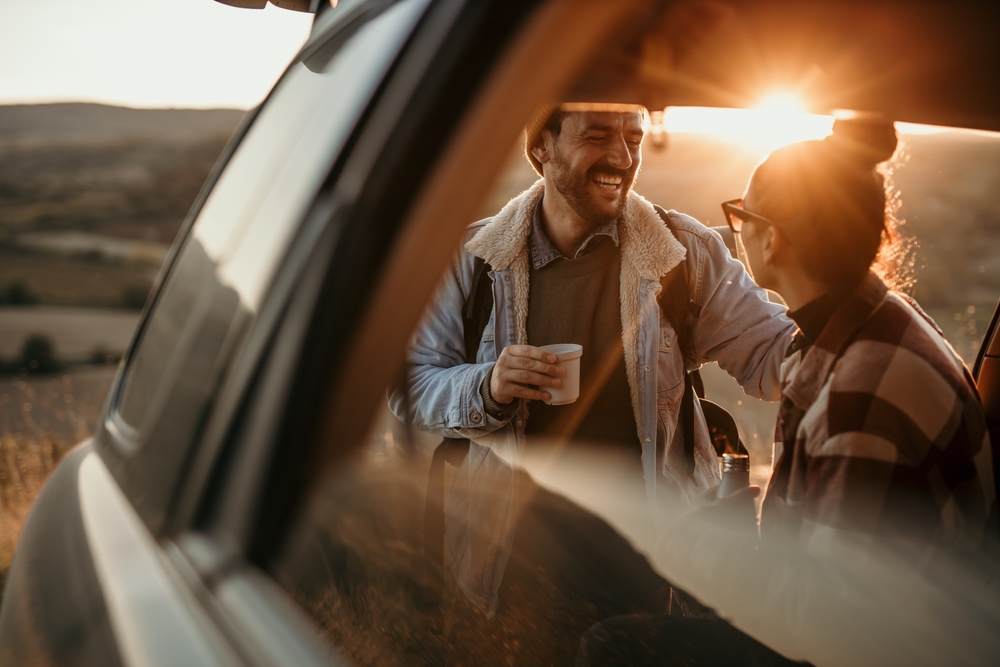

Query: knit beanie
left=524, top=104, right=558, bottom=176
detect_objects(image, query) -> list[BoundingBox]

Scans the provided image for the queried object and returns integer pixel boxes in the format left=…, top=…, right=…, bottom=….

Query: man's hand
left=490, top=345, right=565, bottom=404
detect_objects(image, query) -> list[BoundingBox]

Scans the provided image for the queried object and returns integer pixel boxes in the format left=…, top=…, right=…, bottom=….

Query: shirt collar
left=785, top=290, right=847, bottom=356
left=782, top=272, right=888, bottom=409
left=529, top=195, right=620, bottom=270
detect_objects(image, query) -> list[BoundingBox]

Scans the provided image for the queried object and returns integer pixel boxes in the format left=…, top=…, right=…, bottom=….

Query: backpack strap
left=424, top=255, right=494, bottom=615
left=653, top=206, right=702, bottom=476
left=653, top=206, right=700, bottom=360
left=653, top=207, right=747, bottom=473
left=463, top=256, right=494, bottom=365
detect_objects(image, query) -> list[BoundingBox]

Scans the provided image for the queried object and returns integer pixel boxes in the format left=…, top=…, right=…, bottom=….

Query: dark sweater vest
left=524, top=236, right=640, bottom=457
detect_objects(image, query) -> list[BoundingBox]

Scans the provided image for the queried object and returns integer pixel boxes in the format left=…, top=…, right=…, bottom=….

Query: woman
left=586, top=120, right=1000, bottom=667
left=726, top=119, right=993, bottom=558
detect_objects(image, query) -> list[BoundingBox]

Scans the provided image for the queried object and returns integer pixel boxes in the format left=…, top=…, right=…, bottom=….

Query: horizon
left=0, top=101, right=247, bottom=111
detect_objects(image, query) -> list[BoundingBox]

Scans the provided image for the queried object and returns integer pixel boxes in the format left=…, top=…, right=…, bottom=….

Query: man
left=390, top=104, right=793, bottom=626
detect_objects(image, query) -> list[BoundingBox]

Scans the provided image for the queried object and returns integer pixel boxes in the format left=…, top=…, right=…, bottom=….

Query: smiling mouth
left=592, top=173, right=624, bottom=191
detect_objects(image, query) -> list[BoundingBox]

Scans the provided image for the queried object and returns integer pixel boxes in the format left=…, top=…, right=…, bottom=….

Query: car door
left=972, top=303, right=1000, bottom=528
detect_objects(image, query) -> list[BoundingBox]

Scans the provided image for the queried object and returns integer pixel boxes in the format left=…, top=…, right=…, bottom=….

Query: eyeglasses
left=720, top=198, right=778, bottom=275
left=721, top=198, right=776, bottom=235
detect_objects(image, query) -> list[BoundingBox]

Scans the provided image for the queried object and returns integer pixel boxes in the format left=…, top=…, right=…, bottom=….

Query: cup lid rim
left=539, top=343, right=583, bottom=359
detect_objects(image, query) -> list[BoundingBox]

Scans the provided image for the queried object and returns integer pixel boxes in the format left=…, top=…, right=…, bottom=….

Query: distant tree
left=21, top=335, right=59, bottom=374
left=0, top=281, right=39, bottom=305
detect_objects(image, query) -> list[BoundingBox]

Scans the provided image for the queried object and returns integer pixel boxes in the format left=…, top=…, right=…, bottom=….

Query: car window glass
left=892, top=128, right=1000, bottom=362
left=270, top=122, right=1000, bottom=665
left=114, top=0, right=427, bottom=434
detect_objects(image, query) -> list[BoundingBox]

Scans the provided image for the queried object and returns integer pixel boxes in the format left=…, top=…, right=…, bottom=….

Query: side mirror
left=213, top=0, right=317, bottom=13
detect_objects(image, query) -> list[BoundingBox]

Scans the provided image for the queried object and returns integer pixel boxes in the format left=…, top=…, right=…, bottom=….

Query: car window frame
left=105, top=1, right=407, bottom=445
left=93, top=0, right=434, bottom=537
left=103, top=103, right=261, bottom=442
left=158, top=0, right=650, bottom=662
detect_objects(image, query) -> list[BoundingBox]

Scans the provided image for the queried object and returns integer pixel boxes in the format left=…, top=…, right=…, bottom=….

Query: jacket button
left=643, top=364, right=651, bottom=372
left=663, top=332, right=673, bottom=348
left=471, top=410, right=482, bottom=424
left=516, top=420, right=523, bottom=426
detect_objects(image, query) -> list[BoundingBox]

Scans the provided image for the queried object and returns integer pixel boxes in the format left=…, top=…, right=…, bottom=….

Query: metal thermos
left=717, top=453, right=750, bottom=499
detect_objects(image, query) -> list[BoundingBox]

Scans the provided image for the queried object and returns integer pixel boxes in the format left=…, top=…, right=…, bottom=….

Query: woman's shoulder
left=836, top=291, right=961, bottom=370
left=830, top=291, right=978, bottom=448
left=848, top=292, right=966, bottom=375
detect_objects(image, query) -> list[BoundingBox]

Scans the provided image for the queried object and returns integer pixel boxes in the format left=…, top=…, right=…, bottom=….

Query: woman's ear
left=760, top=224, right=781, bottom=266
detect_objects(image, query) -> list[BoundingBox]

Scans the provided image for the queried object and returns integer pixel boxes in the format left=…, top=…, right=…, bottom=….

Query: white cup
left=539, top=343, right=583, bottom=405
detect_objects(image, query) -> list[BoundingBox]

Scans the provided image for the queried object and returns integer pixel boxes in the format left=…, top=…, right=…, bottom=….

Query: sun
left=661, top=92, right=833, bottom=150
left=756, top=92, right=806, bottom=114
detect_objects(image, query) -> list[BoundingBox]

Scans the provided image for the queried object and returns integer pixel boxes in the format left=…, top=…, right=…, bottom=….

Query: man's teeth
left=593, top=175, right=623, bottom=190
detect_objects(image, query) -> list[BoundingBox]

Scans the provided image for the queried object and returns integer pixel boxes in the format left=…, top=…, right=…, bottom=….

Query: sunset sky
left=0, top=0, right=312, bottom=109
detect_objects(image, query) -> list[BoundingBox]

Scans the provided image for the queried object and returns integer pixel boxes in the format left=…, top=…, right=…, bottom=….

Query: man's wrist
left=480, top=364, right=518, bottom=420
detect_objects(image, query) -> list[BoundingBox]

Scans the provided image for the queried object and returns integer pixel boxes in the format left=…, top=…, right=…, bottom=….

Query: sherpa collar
left=467, top=179, right=685, bottom=281
left=465, top=179, right=686, bottom=442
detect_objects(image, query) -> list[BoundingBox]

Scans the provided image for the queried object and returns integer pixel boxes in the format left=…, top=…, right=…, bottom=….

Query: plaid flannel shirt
left=761, top=272, right=996, bottom=556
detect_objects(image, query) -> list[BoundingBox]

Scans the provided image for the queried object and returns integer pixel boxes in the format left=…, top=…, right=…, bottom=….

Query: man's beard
left=549, top=149, right=636, bottom=227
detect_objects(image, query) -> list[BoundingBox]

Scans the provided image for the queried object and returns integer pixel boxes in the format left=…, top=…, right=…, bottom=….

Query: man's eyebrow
left=582, top=123, right=645, bottom=135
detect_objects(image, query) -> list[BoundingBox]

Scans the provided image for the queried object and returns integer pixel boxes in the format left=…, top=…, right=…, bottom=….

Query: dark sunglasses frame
left=721, top=198, right=776, bottom=234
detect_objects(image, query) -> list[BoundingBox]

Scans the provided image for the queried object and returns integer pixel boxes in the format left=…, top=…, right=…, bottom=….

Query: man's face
left=544, top=111, right=644, bottom=227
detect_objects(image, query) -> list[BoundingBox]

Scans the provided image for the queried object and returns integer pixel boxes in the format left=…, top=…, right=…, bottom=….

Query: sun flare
left=662, top=92, right=833, bottom=151
left=757, top=92, right=806, bottom=114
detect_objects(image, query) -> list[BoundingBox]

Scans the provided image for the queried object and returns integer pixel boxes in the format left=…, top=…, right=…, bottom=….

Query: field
left=0, top=249, right=158, bottom=309
left=0, top=366, right=117, bottom=589
left=0, top=103, right=241, bottom=597
left=0, top=306, right=140, bottom=362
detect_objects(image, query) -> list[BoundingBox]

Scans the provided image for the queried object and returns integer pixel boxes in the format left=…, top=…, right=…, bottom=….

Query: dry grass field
left=0, top=249, right=158, bottom=308
left=0, top=306, right=140, bottom=362
left=0, top=366, right=117, bottom=592
left=0, top=103, right=242, bottom=599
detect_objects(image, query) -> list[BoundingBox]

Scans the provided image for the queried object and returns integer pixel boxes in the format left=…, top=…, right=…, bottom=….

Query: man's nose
left=606, top=133, right=633, bottom=169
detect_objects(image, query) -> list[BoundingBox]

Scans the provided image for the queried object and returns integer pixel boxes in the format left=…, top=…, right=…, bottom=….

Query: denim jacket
left=390, top=180, right=793, bottom=614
